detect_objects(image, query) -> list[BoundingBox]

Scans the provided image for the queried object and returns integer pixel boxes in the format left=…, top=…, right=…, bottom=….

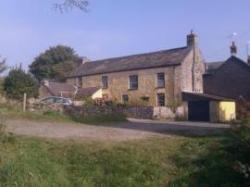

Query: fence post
left=23, top=93, right=27, bottom=112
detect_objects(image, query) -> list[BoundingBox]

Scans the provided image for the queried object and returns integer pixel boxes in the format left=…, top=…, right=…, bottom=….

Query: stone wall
left=64, top=105, right=154, bottom=119
left=123, top=106, right=154, bottom=119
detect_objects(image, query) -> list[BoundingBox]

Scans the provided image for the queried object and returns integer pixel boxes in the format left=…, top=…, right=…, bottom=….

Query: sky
left=0, top=0, right=250, bottom=70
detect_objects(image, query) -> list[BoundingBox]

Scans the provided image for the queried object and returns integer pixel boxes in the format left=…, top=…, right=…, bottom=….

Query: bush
left=4, top=68, right=39, bottom=100
left=227, top=119, right=250, bottom=181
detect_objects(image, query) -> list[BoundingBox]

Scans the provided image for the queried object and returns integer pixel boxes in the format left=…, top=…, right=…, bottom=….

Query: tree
left=29, top=45, right=80, bottom=82
left=4, top=68, right=39, bottom=100
left=54, top=0, right=89, bottom=12
left=0, top=56, right=7, bottom=74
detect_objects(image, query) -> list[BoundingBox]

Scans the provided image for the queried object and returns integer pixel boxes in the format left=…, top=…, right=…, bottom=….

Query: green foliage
left=29, top=45, right=80, bottom=82
left=0, top=57, right=7, bottom=74
left=83, top=96, right=96, bottom=107
left=4, top=68, right=39, bottom=100
left=0, top=77, right=5, bottom=95
left=168, top=119, right=250, bottom=187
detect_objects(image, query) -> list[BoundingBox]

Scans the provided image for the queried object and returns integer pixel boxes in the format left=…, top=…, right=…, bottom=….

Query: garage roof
left=182, top=92, right=235, bottom=102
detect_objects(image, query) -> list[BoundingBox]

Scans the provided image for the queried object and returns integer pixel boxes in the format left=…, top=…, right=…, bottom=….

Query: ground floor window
left=157, top=93, right=165, bottom=106
left=122, top=94, right=129, bottom=103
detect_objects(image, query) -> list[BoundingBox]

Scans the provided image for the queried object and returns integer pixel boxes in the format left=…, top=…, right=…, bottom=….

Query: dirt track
left=5, top=119, right=230, bottom=142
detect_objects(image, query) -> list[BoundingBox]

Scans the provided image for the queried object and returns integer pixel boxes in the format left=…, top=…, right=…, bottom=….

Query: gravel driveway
left=5, top=119, right=230, bottom=142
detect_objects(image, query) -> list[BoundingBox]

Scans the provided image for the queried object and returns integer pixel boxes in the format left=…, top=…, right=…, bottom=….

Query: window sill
left=128, top=88, right=138, bottom=91
left=155, top=87, right=165, bottom=89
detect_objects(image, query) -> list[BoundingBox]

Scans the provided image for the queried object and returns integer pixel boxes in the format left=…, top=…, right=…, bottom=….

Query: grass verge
left=1, top=129, right=249, bottom=187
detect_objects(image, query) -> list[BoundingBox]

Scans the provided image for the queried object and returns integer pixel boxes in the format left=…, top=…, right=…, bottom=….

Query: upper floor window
left=102, top=76, right=108, bottom=89
left=157, top=93, right=165, bottom=106
left=129, top=75, right=138, bottom=90
left=157, top=73, right=165, bottom=88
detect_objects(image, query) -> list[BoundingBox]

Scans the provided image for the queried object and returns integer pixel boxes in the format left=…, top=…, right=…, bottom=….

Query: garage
left=188, top=101, right=210, bottom=121
left=183, top=92, right=236, bottom=122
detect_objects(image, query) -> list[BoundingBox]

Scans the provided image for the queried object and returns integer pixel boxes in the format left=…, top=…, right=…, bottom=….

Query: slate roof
left=182, top=92, right=234, bottom=101
left=42, top=81, right=100, bottom=98
left=203, top=56, right=250, bottom=100
left=205, top=61, right=224, bottom=74
left=43, top=82, right=76, bottom=97
left=76, top=87, right=100, bottom=98
left=68, top=47, right=191, bottom=77
left=205, top=56, right=250, bottom=74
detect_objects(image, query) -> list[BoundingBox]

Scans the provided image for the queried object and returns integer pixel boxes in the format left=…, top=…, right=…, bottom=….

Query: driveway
left=5, top=119, right=230, bottom=142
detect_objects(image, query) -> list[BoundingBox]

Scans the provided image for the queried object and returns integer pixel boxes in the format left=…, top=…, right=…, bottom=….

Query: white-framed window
left=129, top=75, right=138, bottom=90
left=157, top=93, right=165, bottom=106
left=101, top=76, right=108, bottom=89
left=157, top=73, right=165, bottom=88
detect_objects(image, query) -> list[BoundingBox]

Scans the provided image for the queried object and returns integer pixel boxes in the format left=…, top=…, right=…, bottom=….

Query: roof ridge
left=88, top=46, right=189, bottom=64
left=68, top=46, right=191, bottom=78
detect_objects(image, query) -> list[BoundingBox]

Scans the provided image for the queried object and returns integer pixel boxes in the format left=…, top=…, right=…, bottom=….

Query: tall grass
left=0, top=134, right=216, bottom=187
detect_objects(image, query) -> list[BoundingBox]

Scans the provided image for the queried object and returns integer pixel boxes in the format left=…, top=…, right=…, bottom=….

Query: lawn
left=1, top=130, right=249, bottom=187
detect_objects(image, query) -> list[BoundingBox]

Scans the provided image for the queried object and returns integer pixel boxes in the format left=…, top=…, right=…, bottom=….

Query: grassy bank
left=0, top=103, right=71, bottom=123
left=1, top=130, right=249, bottom=187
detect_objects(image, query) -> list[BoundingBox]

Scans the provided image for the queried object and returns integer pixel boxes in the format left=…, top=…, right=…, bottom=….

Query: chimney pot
left=187, top=30, right=198, bottom=47
left=230, top=41, right=237, bottom=56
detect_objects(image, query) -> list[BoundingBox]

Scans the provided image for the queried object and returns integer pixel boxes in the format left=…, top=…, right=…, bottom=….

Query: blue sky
left=0, top=0, right=250, bottom=70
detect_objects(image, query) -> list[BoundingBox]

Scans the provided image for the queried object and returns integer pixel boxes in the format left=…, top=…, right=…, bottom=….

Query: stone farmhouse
left=67, top=31, right=204, bottom=111
left=66, top=32, right=238, bottom=122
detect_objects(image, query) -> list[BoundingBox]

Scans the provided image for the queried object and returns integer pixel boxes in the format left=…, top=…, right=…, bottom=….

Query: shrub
left=4, top=68, right=39, bottom=100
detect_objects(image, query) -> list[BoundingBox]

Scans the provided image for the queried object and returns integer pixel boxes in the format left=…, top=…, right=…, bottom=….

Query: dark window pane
left=129, top=75, right=138, bottom=89
left=157, top=93, right=165, bottom=106
left=122, top=95, right=129, bottom=103
left=157, top=73, right=165, bottom=88
left=102, top=76, right=108, bottom=89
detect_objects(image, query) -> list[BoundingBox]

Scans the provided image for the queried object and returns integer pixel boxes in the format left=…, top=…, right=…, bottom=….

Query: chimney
left=230, top=41, right=237, bottom=56
left=42, top=80, right=49, bottom=87
left=81, top=57, right=90, bottom=64
left=187, top=30, right=198, bottom=47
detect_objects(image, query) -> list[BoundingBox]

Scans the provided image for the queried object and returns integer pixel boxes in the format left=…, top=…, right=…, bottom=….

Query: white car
left=39, top=96, right=73, bottom=106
